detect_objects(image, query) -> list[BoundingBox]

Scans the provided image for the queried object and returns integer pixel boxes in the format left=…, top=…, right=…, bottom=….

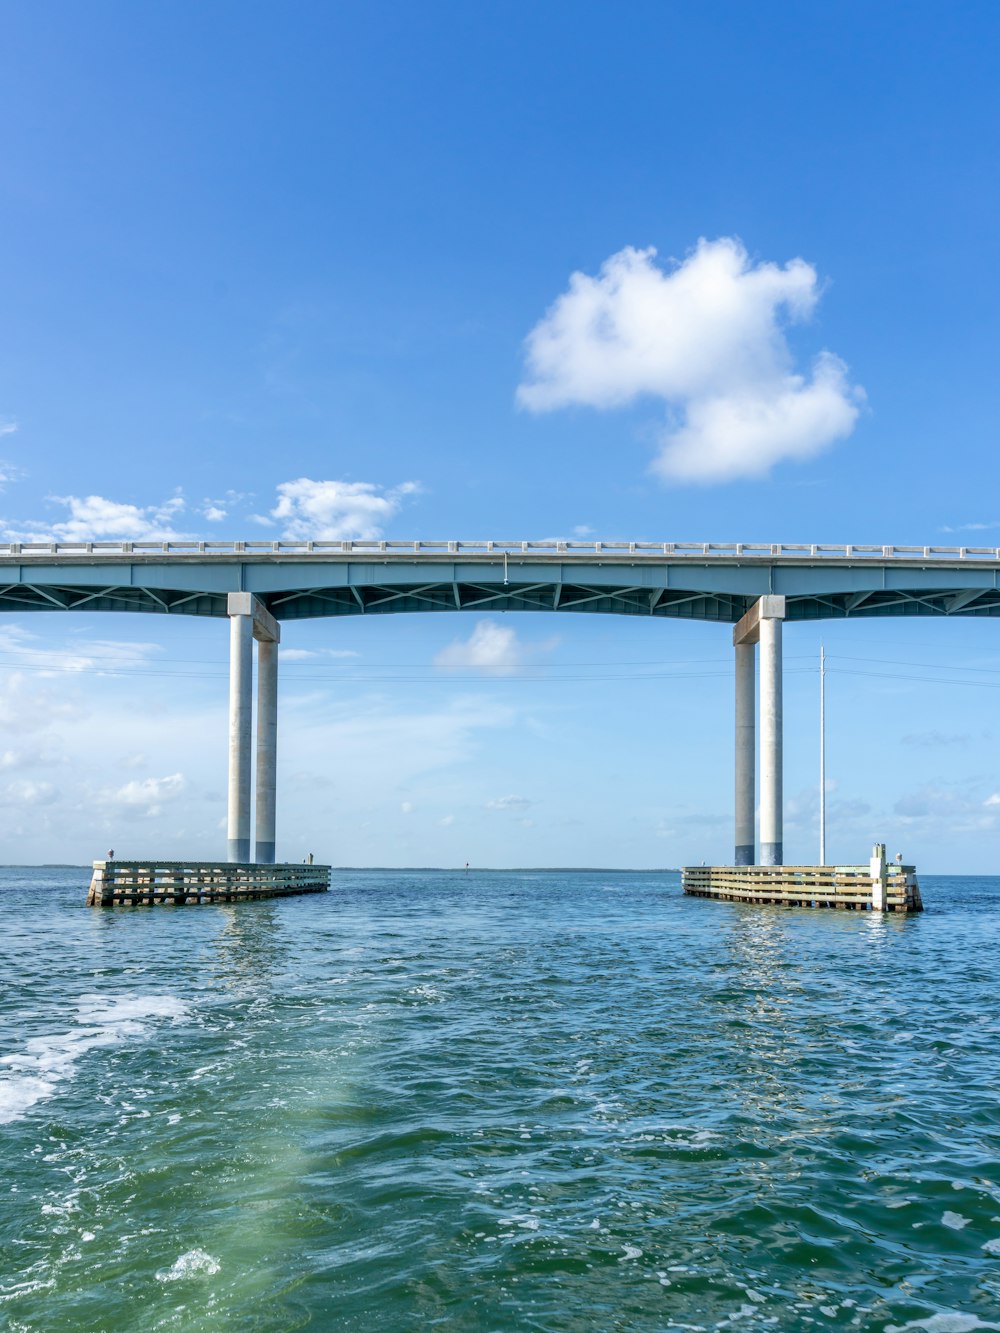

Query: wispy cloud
left=278, top=647, right=360, bottom=663
left=0, top=625, right=162, bottom=677
left=902, top=730, right=971, bottom=748
left=518, top=237, right=863, bottom=483
left=485, top=794, right=532, bottom=812
left=939, top=522, right=1000, bottom=534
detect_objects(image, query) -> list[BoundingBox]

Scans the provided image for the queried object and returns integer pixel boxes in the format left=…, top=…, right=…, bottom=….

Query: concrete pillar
left=734, top=641, right=755, bottom=865
left=227, top=610, right=253, bottom=862
left=759, top=615, right=783, bottom=866
left=254, top=637, right=278, bottom=864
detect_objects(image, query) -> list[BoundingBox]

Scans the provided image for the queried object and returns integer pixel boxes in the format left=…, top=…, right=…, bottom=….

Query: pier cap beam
left=227, top=591, right=279, bottom=644
left=733, top=595, right=786, bottom=647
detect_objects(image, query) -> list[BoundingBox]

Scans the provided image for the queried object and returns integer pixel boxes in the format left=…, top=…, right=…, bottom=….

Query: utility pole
left=819, top=643, right=826, bottom=866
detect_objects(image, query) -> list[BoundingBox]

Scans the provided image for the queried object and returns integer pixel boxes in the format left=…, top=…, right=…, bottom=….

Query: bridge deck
left=3, top=541, right=1000, bottom=623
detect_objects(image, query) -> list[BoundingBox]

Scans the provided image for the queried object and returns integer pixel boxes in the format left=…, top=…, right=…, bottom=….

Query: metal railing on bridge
left=3, top=540, right=1000, bottom=561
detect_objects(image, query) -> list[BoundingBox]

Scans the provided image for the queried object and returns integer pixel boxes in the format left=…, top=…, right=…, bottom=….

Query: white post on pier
left=226, top=592, right=280, bottom=864
left=733, top=595, right=786, bottom=866
left=870, top=841, right=887, bottom=911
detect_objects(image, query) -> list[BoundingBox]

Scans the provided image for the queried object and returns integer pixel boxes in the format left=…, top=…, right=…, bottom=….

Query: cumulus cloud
left=260, top=478, right=419, bottom=540
left=517, top=237, right=863, bottom=483
left=102, top=773, right=186, bottom=817
left=435, top=620, right=523, bottom=673
left=0, top=778, right=58, bottom=806
left=3, top=492, right=187, bottom=542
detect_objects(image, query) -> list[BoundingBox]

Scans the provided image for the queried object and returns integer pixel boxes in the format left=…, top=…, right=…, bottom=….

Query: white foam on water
left=983, top=1238, right=1000, bottom=1255
left=942, top=1211, right=971, bottom=1230
left=155, top=1249, right=221, bottom=1282
left=887, top=1316, right=1000, bottom=1332
left=0, top=993, right=189, bottom=1125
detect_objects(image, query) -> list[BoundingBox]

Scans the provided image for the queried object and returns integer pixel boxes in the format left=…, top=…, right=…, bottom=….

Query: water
left=1, top=869, right=999, bottom=1332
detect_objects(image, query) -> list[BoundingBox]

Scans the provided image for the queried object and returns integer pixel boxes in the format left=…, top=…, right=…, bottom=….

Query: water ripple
left=1, top=869, right=999, bottom=1330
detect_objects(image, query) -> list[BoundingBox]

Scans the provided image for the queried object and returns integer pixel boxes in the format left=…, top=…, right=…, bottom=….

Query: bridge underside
left=4, top=578, right=1000, bottom=622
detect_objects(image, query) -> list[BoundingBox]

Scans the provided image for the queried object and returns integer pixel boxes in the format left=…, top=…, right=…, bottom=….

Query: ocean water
left=1, top=869, right=999, bottom=1333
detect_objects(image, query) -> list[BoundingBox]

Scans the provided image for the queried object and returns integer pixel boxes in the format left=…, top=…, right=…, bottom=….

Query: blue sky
left=1, top=1, right=1000, bottom=869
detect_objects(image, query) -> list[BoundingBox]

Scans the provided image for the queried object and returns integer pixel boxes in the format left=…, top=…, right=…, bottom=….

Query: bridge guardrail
left=2, top=540, right=1000, bottom=561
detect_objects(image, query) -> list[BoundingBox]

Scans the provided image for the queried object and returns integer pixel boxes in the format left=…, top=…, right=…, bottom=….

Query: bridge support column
left=227, top=593, right=280, bottom=864
left=254, top=636, right=278, bottom=864
left=733, top=595, right=786, bottom=866
left=759, top=613, right=783, bottom=866
left=734, top=642, right=755, bottom=865
left=227, top=606, right=253, bottom=862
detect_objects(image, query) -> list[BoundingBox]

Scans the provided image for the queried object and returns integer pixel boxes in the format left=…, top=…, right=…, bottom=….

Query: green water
left=1, top=869, right=999, bottom=1331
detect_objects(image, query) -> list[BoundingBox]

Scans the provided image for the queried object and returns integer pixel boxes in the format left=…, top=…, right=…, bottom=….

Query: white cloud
left=485, top=794, right=532, bottom=812
left=400, top=800, right=415, bottom=814
left=902, top=731, right=971, bottom=748
left=0, top=625, right=162, bottom=677
left=435, top=620, right=523, bottom=673
left=3, top=492, right=187, bottom=542
left=984, top=793, right=1000, bottom=808
left=0, top=778, right=58, bottom=806
left=0, top=421, right=17, bottom=438
left=517, top=238, right=863, bottom=483
left=101, top=773, right=186, bottom=817
left=278, top=647, right=360, bottom=663
left=439, top=814, right=455, bottom=827
left=263, top=478, right=419, bottom=540
left=0, top=458, right=23, bottom=490
left=200, top=490, right=251, bottom=524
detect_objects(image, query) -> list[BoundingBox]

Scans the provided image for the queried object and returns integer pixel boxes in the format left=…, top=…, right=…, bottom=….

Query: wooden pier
left=86, top=859, right=330, bottom=906
left=682, top=845, right=922, bottom=913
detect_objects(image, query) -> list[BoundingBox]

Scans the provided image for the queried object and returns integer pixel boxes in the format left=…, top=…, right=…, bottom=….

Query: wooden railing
left=86, top=860, right=330, bottom=906
left=682, top=863, right=922, bottom=913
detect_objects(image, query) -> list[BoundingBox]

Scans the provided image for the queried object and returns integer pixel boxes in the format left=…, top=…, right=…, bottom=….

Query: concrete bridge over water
left=5, top=537, right=1000, bottom=866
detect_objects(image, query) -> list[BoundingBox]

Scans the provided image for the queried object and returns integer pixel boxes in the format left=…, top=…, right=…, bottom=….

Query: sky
left=1, top=0, right=1000, bottom=870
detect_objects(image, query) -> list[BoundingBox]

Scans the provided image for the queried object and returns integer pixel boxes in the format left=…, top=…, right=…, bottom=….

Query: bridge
left=5, top=538, right=998, bottom=866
